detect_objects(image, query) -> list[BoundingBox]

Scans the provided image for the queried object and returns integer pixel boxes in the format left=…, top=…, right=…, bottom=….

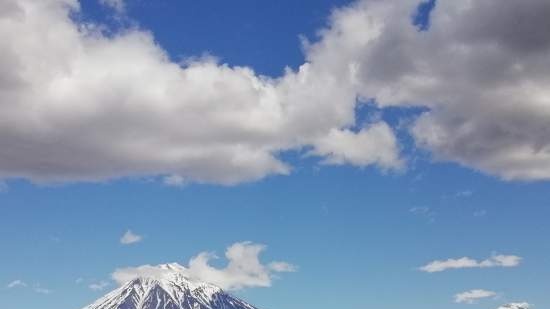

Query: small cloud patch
left=120, top=230, right=143, bottom=245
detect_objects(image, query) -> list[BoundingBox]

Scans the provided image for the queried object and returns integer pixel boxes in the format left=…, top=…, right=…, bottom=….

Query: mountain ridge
left=82, top=263, right=258, bottom=309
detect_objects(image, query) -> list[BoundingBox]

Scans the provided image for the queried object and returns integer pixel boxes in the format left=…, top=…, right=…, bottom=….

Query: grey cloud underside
left=320, top=0, right=550, bottom=180
left=359, top=0, right=550, bottom=180
left=1, top=0, right=549, bottom=184
left=411, top=0, right=550, bottom=180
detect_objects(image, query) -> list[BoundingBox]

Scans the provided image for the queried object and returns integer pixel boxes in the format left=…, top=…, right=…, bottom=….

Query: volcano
left=82, top=264, right=258, bottom=309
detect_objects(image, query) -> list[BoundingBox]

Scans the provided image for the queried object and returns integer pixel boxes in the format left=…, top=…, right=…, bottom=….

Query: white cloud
left=163, top=175, right=186, bottom=187
left=456, top=190, right=474, bottom=198
left=6, top=280, right=26, bottom=288
left=268, top=261, right=297, bottom=272
left=474, top=210, right=487, bottom=217
left=409, top=207, right=430, bottom=215
left=112, top=242, right=297, bottom=291
left=498, top=303, right=532, bottom=309
left=2, top=0, right=550, bottom=184
left=0, top=0, right=401, bottom=186
left=34, top=287, right=53, bottom=294
left=309, top=123, right=403, bottom=169
left=89, top=280, right=110, bottom=291
left=6, top=280, right=53, bottom=295
left=99, top=0, right=125, bottom=13
left=112, top=264, right=181, bottom=284
left=120, top=230, right=142, bottom=245
left=420, top=254, right=521, bottom=273
left=455, top=289, right=497, bottom=304
left=409, top=206, right=435, bottom=222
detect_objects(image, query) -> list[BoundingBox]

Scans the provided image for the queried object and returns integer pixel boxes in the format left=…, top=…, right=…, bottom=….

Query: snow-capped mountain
left=82, top=264, right=259, bottom=309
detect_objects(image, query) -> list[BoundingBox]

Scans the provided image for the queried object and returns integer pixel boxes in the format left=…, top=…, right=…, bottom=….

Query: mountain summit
left=82, top=264, right=258, bottom=309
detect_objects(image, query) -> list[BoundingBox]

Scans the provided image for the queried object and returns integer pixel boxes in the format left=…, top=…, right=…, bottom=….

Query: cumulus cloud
left=0, top=0, right=402, bottom=186
left=2, top=0, right=549, bottom=184
left=308, top=0, right=550, bottom=180
left=420, top=254, right=521, bottom=273
left=6, top=280, right=27, bottom=288
left=455, top=289, right=497, bottom=304
left=309, top=123, right=402, bottom=169
left=498, top=303, right=532, bottom=309
left=120, top=229, right=142, bottom=245
left=112, top=242, right=297, bottom=290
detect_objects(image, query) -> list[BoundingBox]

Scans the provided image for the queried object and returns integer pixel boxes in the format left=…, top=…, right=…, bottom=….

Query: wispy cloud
left=163, top=175, right=186, bottom=187
left=474, top=210, right=488, bottom=217
left=409, top=207, right=436, bottom=222
left=268, top=262, right=297, bottom=272
left=420, top=254, right=521, bottom=273
left=455, top=289, right=497, bottom=304
left=0, top=181, right=7, bottom=193
left=89, top=281, right=110, bottom=291
left=112, top=242, right=297, bottom=291
left=456, top=190, right=474, bottom=198
left=99, top=0, right=125, bottom=13
left=120, top=230, right=142, bottom=245
left=34, top=287, right=53, bottom=295
left=6, top=280, right=27, bottom=289
left=6, top=280, right=53, bottom=295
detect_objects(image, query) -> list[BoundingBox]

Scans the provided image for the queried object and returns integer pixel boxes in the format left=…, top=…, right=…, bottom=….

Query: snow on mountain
left=82, top=263, right=259, bottom=309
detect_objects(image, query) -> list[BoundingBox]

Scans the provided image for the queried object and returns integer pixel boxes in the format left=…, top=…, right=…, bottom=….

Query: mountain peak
left=82, top=265, right=257, bottom=309
left=158, top=263, right=187, bottom=272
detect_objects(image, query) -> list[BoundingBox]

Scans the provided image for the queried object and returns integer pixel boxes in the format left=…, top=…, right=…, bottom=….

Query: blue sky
left=1, top=1, right=550, bottom=309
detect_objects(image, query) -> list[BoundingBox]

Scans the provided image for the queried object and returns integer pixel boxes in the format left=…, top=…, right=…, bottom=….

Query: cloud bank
left=0, top=0, right=401, bottom=185
left=1, top=0, right=550, bottom=184
left=112, top=242, right=296, bottom=291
